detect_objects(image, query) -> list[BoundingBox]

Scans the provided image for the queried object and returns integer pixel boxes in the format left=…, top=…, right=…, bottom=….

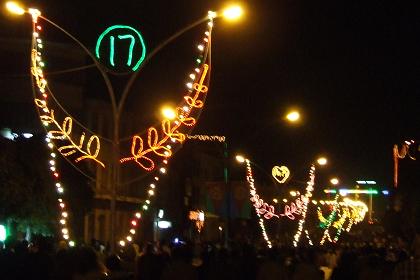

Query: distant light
left=324, top=189, right=337, bottom=194
left=6, top=2, right=25, bottom=15
left=235, top=155, right=246, bottom=163
left=382, top=190, right=389, bottom=195
left=158, top=220, right=172, bottom=229
left=290, top=191, right=297, bottom=197
left=222, top=5, right=243, bottom=20
left=366, top=181, right=376, bottom=185
left=218, top=226, right=223, bottom=231
left=317, top=157, right=327, bottom=166
left=68, top=240, right=75, bottom=247
left=22, top=133, right=33, bottom=139
left=198, top=212, right=205, bottom=221
left=0, top=225, right=6, bottom=242
left=356, top=181, right=366, bottom=184
left=161, top=107, right=176, bottom=120
left=158, top=209, right=164, bottom=219
left=272, top=198, right=278, bottom=203
left=282, top=199, right=288, bottom=203
left=119, top=240, right=126, bottom=247
left=330, top=178, right=339, bottom=185
left=339, top=189, right=378, bottom=195
left=174, top=238, right=179, bottom=243
left=286, top=111, right=300, bottom=122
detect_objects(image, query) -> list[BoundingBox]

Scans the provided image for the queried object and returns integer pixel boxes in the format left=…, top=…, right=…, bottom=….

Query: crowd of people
left=0, top=232, right=418, bottom=280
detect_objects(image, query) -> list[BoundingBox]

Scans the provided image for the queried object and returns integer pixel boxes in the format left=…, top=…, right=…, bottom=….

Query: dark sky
left=1, top=0, right=419, bottom=189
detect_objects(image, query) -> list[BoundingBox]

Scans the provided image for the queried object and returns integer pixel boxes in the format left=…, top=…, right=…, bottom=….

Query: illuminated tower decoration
left=22, top=1, right=216, bottom=247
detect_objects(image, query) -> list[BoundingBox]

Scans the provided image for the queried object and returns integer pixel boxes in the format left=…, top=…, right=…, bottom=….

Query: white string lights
left=245, top=159, right=272, bottom=248
left=293, top=164, right=315, bottom=247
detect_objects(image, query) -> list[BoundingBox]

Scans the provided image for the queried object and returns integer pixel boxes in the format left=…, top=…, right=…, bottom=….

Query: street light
left=286, top=111, right=300, bottom=123
left=222, top=5, right=243, bottom=21
left=317, top=157, right=327, bottom=166
left=330, top=178, right=339, bottom=185
left=5, top=1, right=24, bottom=15
left=235, top=154, right=246, bottom=163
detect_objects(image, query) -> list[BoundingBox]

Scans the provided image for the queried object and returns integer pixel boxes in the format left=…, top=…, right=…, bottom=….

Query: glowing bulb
left=60, top=219, right=66, bottom=225
left=49, top=160, right=55, bottom=165
left=130, top=229, right=136, bottom=234
left=236, top=155, right=246, bottom=163
left=6, top=2, right=25, bottom=15
left=317, top=157, right=327, bottom=166
left=51, top=153, right=56, bottom=158
left=135, top=212, right=141, bottom=218
left=286, top=111, right=300, bottom=122
left=222, top=5, right=243, bottom=21
left=57, top=187, right=64, bottom=193
left=126, top=236, right=132, bottom=242
left=208, top=10, right=217, bottom=19
left=150, top=184, right=155, bottom=188
left=189, top=73, right=196, bottom=80
left=146, top=200, right=150, bottom=204
left=119, top=240, right=126, bottom=247
left=186, top=82, right=193, bottom=89
left=62, top=228, right=68, bottom=234
left=148, top=189, right=155, bottom=196
left=330, top=178, right=339, bottom=185
left=161, top=107, right=176, bottom=120
left=197, top=44, right=204, bottom=51
left=63, top=234, right=69, bottom=240
left=160, top=167, right=166, bottom=174
left=62, top=212, right=68, bottom=217
left=68, top=241, right=75, bottom=247
left=143, top=205, right=148, bottom=210
left=272, top=198, right=278, bottom=203
left=131, top=220, right=137, bottom=226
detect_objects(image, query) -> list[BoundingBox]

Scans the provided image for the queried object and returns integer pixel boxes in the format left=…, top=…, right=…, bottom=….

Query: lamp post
left=7, top=1, right=243, bottom=252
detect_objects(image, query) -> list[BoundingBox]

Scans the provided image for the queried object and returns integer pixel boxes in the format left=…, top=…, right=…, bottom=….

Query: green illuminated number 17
left=109, top=34, right=136, bottom=67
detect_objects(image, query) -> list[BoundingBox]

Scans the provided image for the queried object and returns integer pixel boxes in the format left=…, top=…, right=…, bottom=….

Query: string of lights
left=293, top=165, right=315, bottom=247
left=29, top=9, right=75, bottom=246
left=118, top=13, right=215, bottom=245
left=120, top=13, right=214, bottom=172
left=186, top=134, right=226, bottom=142
left=245, top=159, right=272, bottom=248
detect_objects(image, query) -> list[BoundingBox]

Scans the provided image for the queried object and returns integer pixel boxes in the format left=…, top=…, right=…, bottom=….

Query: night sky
left=1, top=0, right=419, bottom=189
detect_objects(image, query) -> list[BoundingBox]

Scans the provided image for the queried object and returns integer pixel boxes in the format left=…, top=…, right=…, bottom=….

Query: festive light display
left=118, top=13, right=215, bottom=245
left=27, top=8, right=76, bottom=245
left=271, top=165, right=290, bottom=184
left=95, top=25, right=146, bottom=71
left=120, top=63, right=210, bottom=171
left=293, top=165, right=315, bottom=247
left=279, top=195, right=306, bottom=220
left=189, top=210, right=205, bottom=232
left=186, top=134, right=226, bottom=142
left=393, top=140, right=417, bottom=187
left=30, top=20, right=105, bottom=167
left=318, top=197, right=368, bottom=244
left=245, top=159, right=272, bottom=248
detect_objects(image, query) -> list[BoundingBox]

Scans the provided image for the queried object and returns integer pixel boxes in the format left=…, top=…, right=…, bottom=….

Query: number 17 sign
left=95, top=25, right=146, bottom=72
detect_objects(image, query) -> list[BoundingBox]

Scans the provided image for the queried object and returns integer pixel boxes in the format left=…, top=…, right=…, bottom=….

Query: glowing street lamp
left=161, top=106, right=176, bottom=120
left=222, top=5, right=243, bottom=21
left=317, top=157, right=327, bottom=166
left=286, top=111, right=300, bottom=122
left=330, top=178, right=339, bottom=185
left=6, top=1, right=25, bottom=15
left=235, top=154, right=246, bottom=163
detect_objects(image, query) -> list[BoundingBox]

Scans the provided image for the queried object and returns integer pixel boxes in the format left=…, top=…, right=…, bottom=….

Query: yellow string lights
left=29, top=9, right=74, bottom=245
left=30, top=14, right=104, bottom=168
left=293, top=165, right=315, bottom=247
left=186, top=134, right=226, bottom=143
left=318, top=197, right=368, bottom=245
left=118, top=13, right=215, bottom=246
left=120, top=63, right=210, bottom=171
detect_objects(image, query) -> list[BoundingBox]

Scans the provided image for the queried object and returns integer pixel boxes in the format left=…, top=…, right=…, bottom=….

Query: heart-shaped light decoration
left=272, top=165, right=290, bottom=184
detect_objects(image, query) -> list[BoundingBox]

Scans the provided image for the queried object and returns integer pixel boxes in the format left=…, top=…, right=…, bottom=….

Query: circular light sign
left=95, top=25, right=146, bottom=72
